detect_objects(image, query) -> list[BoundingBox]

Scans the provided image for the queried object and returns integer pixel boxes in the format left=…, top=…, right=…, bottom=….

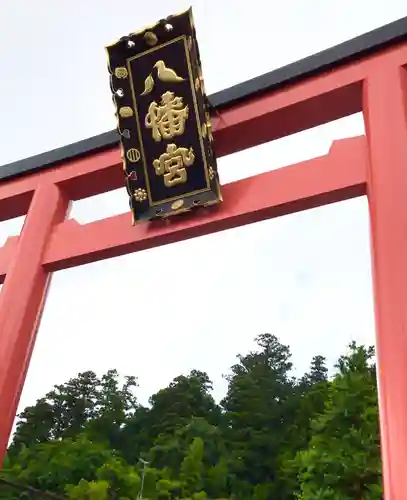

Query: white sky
left=1, top=0, right=406, bottom=417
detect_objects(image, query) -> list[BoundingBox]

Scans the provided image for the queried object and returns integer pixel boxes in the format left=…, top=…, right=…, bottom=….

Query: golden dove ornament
left=154, top=60, right=185, bottom=82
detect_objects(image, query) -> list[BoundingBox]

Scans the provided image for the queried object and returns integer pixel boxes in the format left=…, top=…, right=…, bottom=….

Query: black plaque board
left=106, top=8, right=222, bottom=223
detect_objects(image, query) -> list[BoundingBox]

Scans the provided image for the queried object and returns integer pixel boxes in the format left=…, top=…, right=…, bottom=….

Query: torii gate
left=1, top=15, right=407, bottom=499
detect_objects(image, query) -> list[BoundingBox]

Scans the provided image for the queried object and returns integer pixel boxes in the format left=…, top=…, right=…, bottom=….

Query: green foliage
left=4, top=336, right=382, bottom=500
left=149, top=417, right=226, bottom=476
left=10, top=370, right=138, bottom=456
left=292, top=343, right=381, bottom=499
left=221, top=334, right=296, bottom=495
left=205, top=457, right=228, bottom=498
left=147, top=370, right=221, bottom=439
left=65, top=457, right=141, bottom=500
left=5, top=436, right=115, bottom=494
left=180, top=438, right=205, bottom=497
left=67, top=479, right=110, bottom=500
left=96, top=458, right=140, bottom=499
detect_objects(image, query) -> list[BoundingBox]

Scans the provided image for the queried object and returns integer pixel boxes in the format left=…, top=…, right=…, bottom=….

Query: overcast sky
left=1, top=0, right=407, bottom=418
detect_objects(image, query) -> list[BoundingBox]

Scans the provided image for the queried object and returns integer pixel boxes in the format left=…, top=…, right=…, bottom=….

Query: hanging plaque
left=106, top=8, right=222, bottom=224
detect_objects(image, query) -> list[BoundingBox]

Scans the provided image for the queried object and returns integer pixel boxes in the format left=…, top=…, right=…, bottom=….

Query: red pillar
left=0, top=183, right=69, bottom=461
left=364, top=63, right=407, bottom=499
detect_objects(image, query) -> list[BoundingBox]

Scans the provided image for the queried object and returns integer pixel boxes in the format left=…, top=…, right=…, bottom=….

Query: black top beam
left=2, top=15, right=407, bottom=183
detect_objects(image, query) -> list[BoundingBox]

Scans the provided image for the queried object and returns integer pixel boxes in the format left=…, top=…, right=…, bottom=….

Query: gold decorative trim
left=126, top=35, right=211, bottom=207
left=155, top=60, right=184, bottom=82
left=114, top=67, right=128, bottom=79
left=134, top=188, right=147, bottom=202
left=105, top=7, right=222, bottom=218
left=104, top=7, right=192, bottom=50
left=162, top=207, right=190, bottom=218
left=126, top=148, right=141, bottom=163
left=204, top=199, right=220, bottom=207
left=145, top=91, right=189, bottom=142
left=119, top=106, right=134, bottom=118
left=141, top=74, right=154, bottom=96
left=206, top=120, right=213, bottom=141
left=184, top=36, right=210, bottom=187
left=144, top=31, right=158, bottom=46
left=171, top=199, right=184, bottom=210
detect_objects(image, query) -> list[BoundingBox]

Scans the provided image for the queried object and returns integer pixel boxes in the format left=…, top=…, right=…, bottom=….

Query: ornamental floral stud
left=134, top=188, right=147, bottom=202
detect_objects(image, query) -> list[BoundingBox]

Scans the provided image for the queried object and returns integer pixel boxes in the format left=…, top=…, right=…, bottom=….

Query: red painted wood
left=364, top=63, right=407, bottom=500
left=0, top=237, right=18, bottom=285
left=213, top=42, right=407, bottom=158
left=0, top=191, right=32, bottom=223
left=0, top=35, right=406, bottom=498
left=0, top=48, right=374, bottom=207
left=0, top=149, right=122, bottom=211
left=42, top=136, right=367, bottom=271
left=0, top=136, right=367, bottom=278
left=0, top=183, right=69, bottom=460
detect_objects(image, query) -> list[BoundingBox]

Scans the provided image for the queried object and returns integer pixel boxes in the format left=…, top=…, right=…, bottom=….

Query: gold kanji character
left=145, top=91, right=188, bottom=142
left=153, top=143, right=195, bottom=187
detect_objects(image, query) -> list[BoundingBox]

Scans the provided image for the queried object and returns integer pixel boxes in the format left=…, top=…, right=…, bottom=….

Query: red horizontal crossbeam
left=0, top=136, right=367, bottom=279
left=44, top=135, right=367, bottom=270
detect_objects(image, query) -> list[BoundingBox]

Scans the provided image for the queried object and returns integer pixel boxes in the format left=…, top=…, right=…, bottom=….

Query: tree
left=11, top=370, right=138, bottom=454
left=85, top=370, right=139, bottom=450
left=221, top=333, right=295, bottom=497
left=67, top=479, right=110, bottom=500
left=93, top=458, right=140, bottom=499
left=8, top=398, right=56, bottom=451
left=118, top=406, right=152, bottom=465
left=293, top=343, right=381, bottom=499
left=6, top=436, right=116, bottom=494
left=180, top=438, right=205, bottom=498
left=7, top=335, right=383, bottom=500
left=279, top=355, right=330, bottom=499
left=300, top=355, right=328, bottom=387
left=67, top=458, right=141, bottom=500
left=147, top=370, right=221, bottom=441
left=12, top=371, right=100, bottom=449
left=205, top=457, right=229, bottom=498
left=149, top=417, right=227, bottom=475
left=120, top=370, right=222, bottom=470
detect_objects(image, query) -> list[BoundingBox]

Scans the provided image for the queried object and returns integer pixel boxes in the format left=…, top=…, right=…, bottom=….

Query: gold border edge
left=105, top=6, right=193, bottom=50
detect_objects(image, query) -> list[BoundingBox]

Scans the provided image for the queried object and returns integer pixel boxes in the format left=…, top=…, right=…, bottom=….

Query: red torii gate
left=1, top=16, right=407, bottom=499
